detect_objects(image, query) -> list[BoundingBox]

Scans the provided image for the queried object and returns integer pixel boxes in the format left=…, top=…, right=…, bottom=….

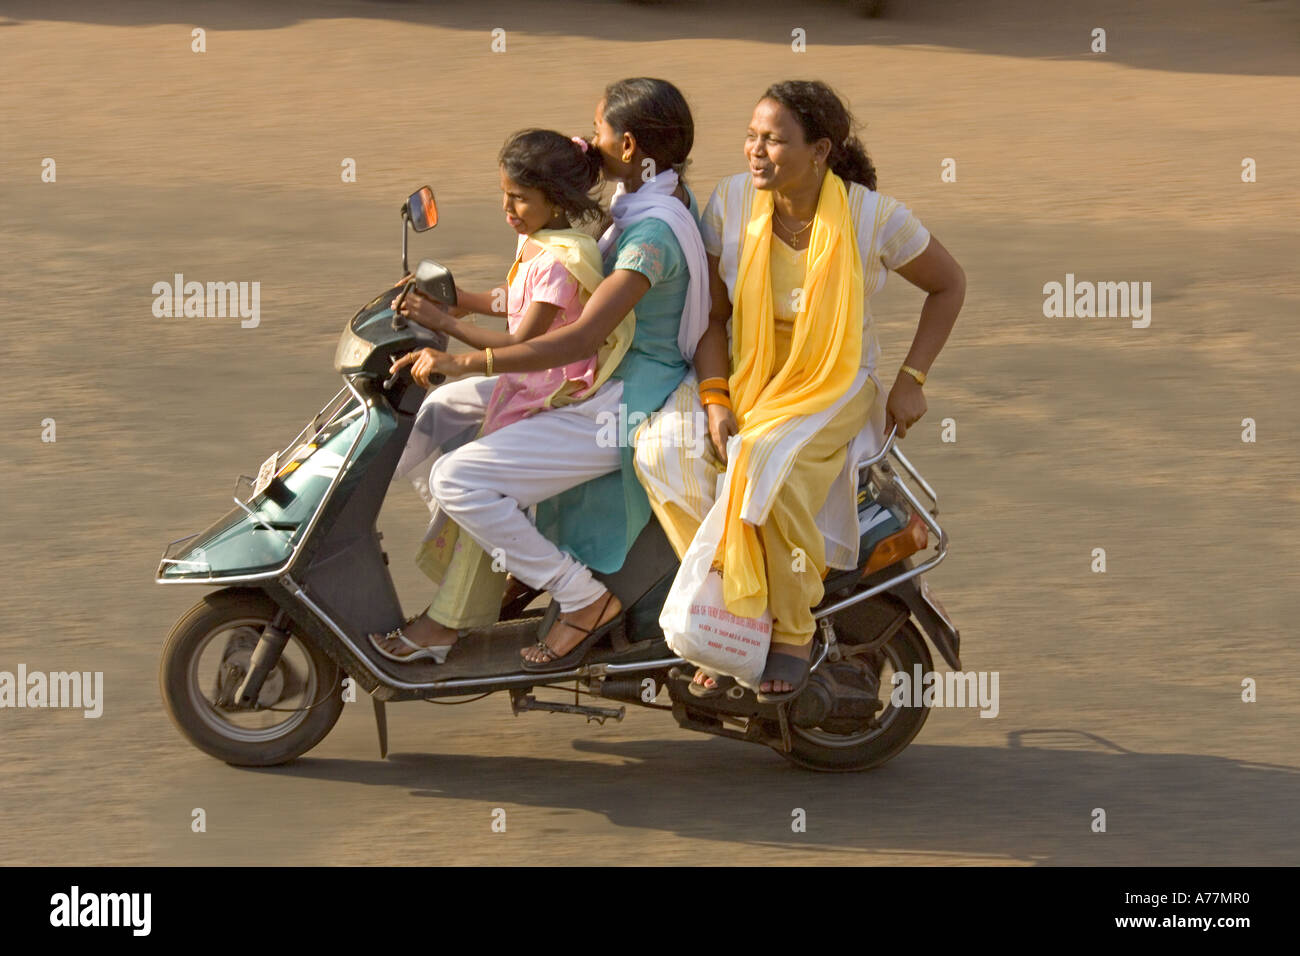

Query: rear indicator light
left=862, top=512, right=928, bottom=577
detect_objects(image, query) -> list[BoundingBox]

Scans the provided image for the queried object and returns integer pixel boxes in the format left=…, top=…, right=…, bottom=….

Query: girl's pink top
left=480, top=246, right=598, bottom=434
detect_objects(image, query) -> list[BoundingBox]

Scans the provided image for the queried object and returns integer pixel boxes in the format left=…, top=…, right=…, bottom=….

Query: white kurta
left=694, top=172, right=931, bottom=568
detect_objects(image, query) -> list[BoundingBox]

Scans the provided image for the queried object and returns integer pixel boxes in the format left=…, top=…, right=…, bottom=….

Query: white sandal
left=367, top=613, right=455, bottom=665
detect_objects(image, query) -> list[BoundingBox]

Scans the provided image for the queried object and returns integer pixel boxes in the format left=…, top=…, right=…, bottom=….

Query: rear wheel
left=780, top=618, right=933, bottom=772
left=160, top=588, right=344, bottom=766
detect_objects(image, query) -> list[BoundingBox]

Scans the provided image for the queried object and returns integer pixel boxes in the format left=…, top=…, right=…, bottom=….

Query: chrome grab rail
left=819, top=427, right=948, bottom=621
left=891, top=444, right=939, bottom=515
left=855, top=426, right=938, bottom=514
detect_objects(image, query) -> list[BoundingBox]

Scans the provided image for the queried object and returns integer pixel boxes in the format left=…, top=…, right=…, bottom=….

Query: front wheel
left=160, top=588, right=344, bottom=766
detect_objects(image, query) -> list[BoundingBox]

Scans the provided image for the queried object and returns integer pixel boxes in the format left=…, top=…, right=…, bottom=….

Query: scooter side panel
left=295, top=382, right=410, bottom=648
left=578, top=514, right=679, bottom=648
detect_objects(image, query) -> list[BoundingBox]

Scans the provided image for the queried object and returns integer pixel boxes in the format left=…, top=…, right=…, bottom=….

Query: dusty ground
left=0, top=0, right=1297, bottom=865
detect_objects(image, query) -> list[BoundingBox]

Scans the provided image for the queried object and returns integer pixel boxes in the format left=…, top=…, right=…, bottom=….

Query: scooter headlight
left=333, top=323, right=373, bottom=373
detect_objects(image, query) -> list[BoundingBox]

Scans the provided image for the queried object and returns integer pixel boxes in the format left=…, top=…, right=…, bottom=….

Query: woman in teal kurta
left=534, top=202, right=700, bottom=573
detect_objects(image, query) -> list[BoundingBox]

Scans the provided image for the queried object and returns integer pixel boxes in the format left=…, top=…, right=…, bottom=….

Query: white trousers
left=428, top=379, right=624, bottom=613
left=393, top=375, right=498, bottom=504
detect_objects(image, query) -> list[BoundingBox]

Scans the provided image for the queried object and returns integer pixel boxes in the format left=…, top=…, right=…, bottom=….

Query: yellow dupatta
left=719, top=170, right=864, bottom=617
left=524, top=228, right=635, bottom=405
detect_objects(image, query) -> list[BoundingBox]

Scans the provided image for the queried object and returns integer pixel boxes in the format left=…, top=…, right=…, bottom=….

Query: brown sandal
left=520, top=592, right=620, bottom=673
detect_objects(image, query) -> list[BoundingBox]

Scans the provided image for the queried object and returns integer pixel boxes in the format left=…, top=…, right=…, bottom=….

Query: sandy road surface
left=0, top=0, right=1297, bottom=865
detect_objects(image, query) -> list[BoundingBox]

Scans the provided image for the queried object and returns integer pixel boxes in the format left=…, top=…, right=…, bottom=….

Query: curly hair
left=498, top=128, right=605, bottom=223
left=761, top=80, right=877, bottom=190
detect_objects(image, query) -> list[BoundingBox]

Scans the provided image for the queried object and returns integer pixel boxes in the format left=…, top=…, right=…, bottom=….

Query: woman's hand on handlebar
left=392, top=288, right=457, bottom=333
left=389, top=348, right=457, bottom=389
left=884, top=372, right=927, bottom=439
left=706, top=403, right=738, bottom=464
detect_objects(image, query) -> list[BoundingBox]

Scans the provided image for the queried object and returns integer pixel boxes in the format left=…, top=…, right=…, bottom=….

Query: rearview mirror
left=414, top=259, right=457, bottom=307
left=406, top=186, right=438, bottom=232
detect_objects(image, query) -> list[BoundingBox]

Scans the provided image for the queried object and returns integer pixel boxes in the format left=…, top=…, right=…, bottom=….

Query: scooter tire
left=778, top=620, right=933, bottom=772
left=160, top=588, right=345, bottom=767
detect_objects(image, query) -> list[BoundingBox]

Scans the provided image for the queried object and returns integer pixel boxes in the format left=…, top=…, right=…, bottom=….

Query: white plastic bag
left=659, top=472, right=772, bottom=691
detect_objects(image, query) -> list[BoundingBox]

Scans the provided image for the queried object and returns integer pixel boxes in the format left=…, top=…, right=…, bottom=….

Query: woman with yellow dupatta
left=634, top=81, right=966, bottom=701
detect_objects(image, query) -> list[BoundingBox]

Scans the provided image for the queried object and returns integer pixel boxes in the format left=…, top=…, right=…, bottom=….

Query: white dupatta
left=598, top=169, right=710, bottom=362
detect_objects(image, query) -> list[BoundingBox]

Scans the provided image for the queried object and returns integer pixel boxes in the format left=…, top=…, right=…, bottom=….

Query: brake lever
left=391, top=280, right=414, bottom=330
left=382, top=356, right=413, bottom=392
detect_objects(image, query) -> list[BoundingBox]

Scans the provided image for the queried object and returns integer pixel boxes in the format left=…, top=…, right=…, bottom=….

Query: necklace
left=772, top=208, right=813, bottom=245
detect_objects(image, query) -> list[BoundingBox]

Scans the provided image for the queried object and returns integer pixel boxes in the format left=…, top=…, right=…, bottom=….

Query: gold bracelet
left=700, top=391, right=733, bottom=411
left=484, top=347, right=494, bottom=376
left=900, top=364, right=926, bottom=386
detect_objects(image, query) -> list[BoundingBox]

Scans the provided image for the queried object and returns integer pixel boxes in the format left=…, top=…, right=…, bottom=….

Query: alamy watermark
left=1042, top=273, right=1151, bottom=328
left=597, top=404, right=710, bottom=459
left=50, top=886, right=150, bottom=936
left=890, top=666, right=999, bottom=718
left=152, top=273, right=260, bottom=328
left=0, top=665, right=103, bottom=718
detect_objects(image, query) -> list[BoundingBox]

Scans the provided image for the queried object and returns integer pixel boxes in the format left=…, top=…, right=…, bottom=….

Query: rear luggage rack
left=818, top=430, right=949, bottom=619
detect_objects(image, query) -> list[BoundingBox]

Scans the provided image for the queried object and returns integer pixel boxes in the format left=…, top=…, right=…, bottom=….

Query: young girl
left=371, top=128, right=626, bottom=663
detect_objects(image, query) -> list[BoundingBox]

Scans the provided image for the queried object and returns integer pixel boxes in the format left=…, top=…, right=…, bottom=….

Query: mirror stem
left=401, top=210, right=410, bottom=276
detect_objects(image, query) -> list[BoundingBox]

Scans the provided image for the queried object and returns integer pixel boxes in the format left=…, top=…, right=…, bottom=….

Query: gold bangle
left=484, top=347, right=494, bottom=376
left=900, top=364, right=926, bottom=386
left=700, top=391, right=733, bottom=411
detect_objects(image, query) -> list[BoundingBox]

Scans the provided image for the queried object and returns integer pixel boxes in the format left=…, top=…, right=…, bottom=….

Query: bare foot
left=692, top=670, right=719, bottom=690
left=372, top=613, right=458, bottom=660
left=760, top=642, right=812, bottom=695
left=520, top=590, right=622, bottom=664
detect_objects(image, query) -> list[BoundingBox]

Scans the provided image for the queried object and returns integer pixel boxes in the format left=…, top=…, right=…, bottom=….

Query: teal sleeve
left=612, top=219, right=687, bottom=287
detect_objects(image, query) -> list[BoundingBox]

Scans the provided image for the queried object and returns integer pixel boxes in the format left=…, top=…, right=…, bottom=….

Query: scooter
left=156, top=186, right=962, bottom=772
